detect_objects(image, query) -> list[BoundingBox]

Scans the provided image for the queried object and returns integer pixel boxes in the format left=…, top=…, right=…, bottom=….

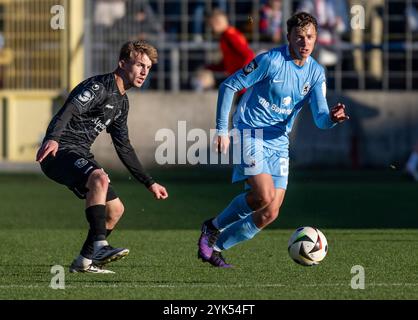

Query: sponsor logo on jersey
left=92, top=118, right=111, bottom=133
left=75, top=89, right=95, bottom=106
left=273, top=79, right=284, bottom=83
left=74, top=158, right=88, bottom=168
left=92, top=84, right=100, bottom=91
left=243, top=59, right=258, bottom=75
left=271, top=104, right=292, bottom=114
left=302, top=82, right=311, bottom=95
left=282, top=96, right=292, bottom=106
left=258, top=95, right=292, bottom=115
left=105, top=104, right=114, bottom=109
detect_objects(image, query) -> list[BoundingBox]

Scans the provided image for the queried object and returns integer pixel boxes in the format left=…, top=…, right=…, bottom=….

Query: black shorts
left=40, top=149, right=118, bottom=201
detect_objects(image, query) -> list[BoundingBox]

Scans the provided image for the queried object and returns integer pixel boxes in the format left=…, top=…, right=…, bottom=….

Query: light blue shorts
left=231, top=130, right=289, bottom=190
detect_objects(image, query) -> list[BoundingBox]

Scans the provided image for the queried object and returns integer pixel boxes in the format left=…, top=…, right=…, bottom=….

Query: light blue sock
left=213, top=193, right=253, bottom=230
left=215, top=215, right=261, bottom=251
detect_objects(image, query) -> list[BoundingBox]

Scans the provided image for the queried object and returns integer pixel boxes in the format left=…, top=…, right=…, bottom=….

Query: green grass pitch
left=0, top=168, right=417, bottom=299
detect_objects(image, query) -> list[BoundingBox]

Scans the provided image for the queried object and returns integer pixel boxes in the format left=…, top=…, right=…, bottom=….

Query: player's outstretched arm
left=330, top=103, right=349, bottom=123
left=148, top=183, right=168, bottom=200
left=36, top=139, right=59, bottom=162
left=310, top=75, right=349, bottom=128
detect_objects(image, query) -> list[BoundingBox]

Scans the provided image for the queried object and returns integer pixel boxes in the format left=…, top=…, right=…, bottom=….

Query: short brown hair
left=287, top=12, right=318, bottom=34
left=119, top=40, right=158, bottom=64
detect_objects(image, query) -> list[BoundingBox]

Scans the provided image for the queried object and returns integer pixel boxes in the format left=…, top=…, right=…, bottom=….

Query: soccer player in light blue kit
left=197, top=12, right=349, bottom=267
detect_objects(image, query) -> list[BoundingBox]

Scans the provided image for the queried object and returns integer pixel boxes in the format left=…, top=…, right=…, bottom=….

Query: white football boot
left=69, top=260, right=115, bottom=274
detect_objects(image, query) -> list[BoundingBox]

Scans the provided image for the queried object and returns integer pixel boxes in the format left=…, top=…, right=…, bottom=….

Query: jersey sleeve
left=107, top=105, right=155, bottom=188
left=44, top=81, right=107, bottom=142
left=216, top=52, right=273, bottom=135
left=309, top=68, right=336, bottom=129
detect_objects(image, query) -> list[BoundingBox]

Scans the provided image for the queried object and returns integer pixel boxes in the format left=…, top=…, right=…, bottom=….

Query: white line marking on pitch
left=1, top=283, right=418, bottom=289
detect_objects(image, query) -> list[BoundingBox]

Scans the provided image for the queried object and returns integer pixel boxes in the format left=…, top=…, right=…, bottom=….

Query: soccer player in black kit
left=36, top=40, right=168, bottom=273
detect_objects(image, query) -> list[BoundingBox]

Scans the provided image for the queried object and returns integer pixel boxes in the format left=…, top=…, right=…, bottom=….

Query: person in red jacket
left=207, top=9, right=255, bottom=78
left=191, top=9, right=255, bottom=94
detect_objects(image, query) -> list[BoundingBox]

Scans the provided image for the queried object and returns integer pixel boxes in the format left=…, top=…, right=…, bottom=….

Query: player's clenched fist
left=148, top=183, right=168, bottom=200
left=330, top=103, right=349, bottom=123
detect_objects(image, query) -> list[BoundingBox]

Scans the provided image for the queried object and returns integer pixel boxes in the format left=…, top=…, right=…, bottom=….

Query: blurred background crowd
left=0, top=0, right=418, bottom=174
left=1, top=0, right=418, bottom=92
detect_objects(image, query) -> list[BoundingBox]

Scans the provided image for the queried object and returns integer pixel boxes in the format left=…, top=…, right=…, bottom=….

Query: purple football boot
left=205, top=251, right=233, bottom=268
left=197, top=219, right=220, bottom=260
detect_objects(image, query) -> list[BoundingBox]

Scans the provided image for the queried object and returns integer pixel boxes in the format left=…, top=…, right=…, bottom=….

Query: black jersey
left=44, top=73, right=155, bottom=188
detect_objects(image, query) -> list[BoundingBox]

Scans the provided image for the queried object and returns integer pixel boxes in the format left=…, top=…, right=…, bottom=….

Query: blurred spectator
left=192, top=9, right=255, bottom=91
left=191, top=1, right=228, bottom=42
left=405, top=142, right=418, bottom=181
left=406, top=3, right=418, bottom=32
left=94, top=0, right=126, bottom=27
left=114, top=1, right=164, bottom=43
left=350, top=0, right=384, bottom=83
left=92, top=0, right=127, bottom=73
left=298, top=0, right=348, bottom=66
left=191, top=1, right=205, bottom=42
left=163, top=0, right=181, bottom=41
left=191, top=69, right=216, bottom=92
left=259, top=0, right=283, bottom=44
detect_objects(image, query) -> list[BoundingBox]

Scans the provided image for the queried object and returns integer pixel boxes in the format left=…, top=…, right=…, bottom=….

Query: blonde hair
left=119, top=40, right=158, bottom=64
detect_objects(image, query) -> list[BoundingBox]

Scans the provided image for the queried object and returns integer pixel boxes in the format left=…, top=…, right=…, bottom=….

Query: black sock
left=85, top=205, right=107, bottom=241
left=80, top=228, right=114, bottom=259
left=80, top=229, right=95, bottom=259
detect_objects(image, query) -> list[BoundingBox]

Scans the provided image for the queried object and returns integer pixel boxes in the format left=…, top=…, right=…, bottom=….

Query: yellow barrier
left=0, top=0, right=84, bottom=161
left=0, top=90, right=62, bottom=161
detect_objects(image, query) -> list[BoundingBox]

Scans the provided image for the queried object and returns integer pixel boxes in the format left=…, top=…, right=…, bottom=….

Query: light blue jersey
left=216, top=45, right=335, bottom=156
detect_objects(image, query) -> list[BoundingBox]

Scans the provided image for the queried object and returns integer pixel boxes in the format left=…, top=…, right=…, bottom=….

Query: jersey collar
left=286, top=45, right=311, bottom=68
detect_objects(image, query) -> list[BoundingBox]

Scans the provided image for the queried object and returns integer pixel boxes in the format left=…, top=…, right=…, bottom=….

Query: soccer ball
left=288, top=226, right=328, bottom=266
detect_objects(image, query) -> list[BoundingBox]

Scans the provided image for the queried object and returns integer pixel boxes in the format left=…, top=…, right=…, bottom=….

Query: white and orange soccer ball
left=288, top=227, right=328, bottom=266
